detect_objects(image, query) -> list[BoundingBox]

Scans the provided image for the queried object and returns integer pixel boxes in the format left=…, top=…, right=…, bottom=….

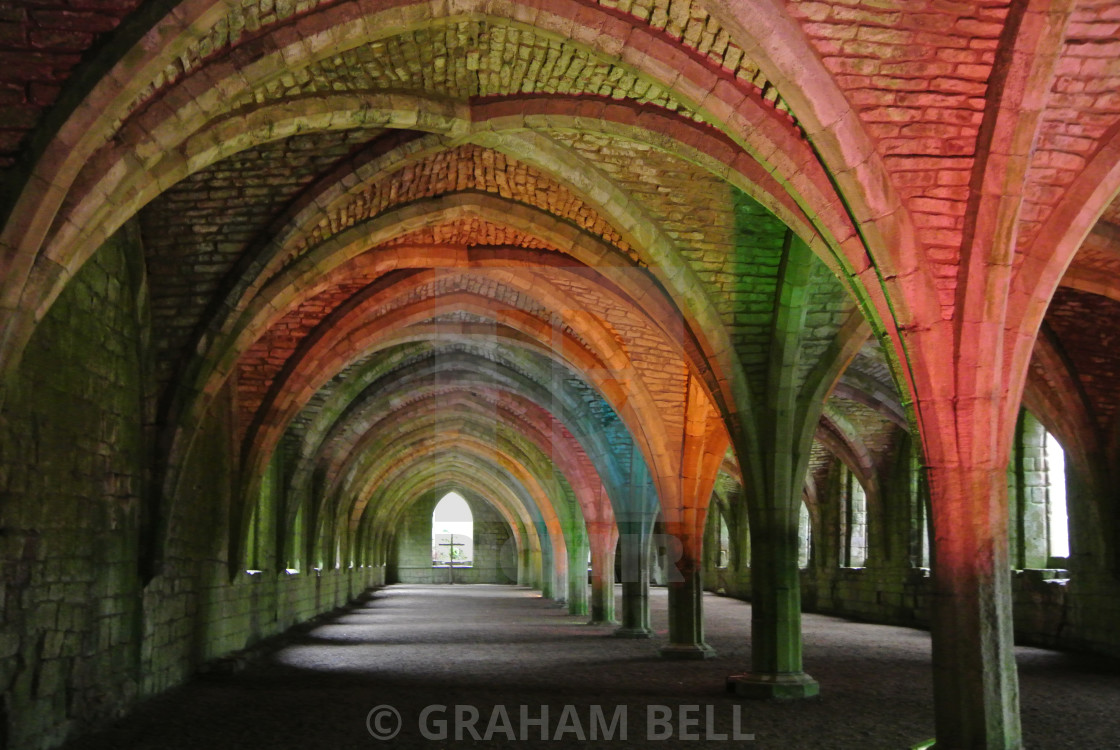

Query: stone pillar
left=659, top=371, right=726, bottom=657
left=927, top=464, right=1021, bottom=749
left=727, top=510, right=818, bottom=699
left=588, top=523, right=617, bottom=624
left=518, top=546, right=532, bottom=588
left=567, top=531, right=589, bottom=616
left=614, top=523, right=652, bottom=638
left=660, top=560, right=715, bottom=659
left=540, top=540, right=554, bottom=599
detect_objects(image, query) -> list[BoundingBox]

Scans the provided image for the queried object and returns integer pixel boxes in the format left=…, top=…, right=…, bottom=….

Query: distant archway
left=432, top=492, right=474, bottom=568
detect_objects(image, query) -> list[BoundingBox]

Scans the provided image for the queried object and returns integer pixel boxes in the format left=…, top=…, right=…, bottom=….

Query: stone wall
left=706, top=562, right=1120, bottom=659
left=0, top=222, right=147, bottom=750
left=392, top=494, right=517, bottom=585
left=702, top=412, right=1120, bottom=658
left=703, top=431, right=1120, bottom=662
left=0, top=229, right=383, bottom=750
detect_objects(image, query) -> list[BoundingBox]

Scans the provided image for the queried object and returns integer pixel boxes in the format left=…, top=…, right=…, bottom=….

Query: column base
left=614, top=626, right=654, bottom=639
left=726, top=672, right=819, bottom=700
left=659, top=642, right=716, bottom=660
left=587, top=618, right=616, bottom=626
left=910, top=741, right=935, bottom=749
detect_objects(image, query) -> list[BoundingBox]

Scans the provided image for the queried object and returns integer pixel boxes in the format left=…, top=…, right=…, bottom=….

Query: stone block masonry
left=393, top=493, right=517, bottom=585
left=0, top=228, right=383, bottom=750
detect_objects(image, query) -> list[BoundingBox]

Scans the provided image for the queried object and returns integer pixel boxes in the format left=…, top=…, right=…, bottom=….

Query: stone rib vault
left=3, top=1, right=1120, bottom=748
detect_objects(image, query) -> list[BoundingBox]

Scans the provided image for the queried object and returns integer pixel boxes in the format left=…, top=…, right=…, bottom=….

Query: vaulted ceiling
left=2, top=0, right=1120, bottom=570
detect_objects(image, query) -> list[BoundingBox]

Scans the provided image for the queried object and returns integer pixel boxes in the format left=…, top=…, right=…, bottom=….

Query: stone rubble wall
left=0, top=227, right=383, bottom=750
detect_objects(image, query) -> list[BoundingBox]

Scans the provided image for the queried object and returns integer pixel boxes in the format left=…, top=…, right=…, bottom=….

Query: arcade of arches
left=2, top=1, right=1120, bottom=748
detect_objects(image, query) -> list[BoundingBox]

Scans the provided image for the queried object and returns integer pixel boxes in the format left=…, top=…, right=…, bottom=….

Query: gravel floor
left=60, top=584, right=1120, bottom=749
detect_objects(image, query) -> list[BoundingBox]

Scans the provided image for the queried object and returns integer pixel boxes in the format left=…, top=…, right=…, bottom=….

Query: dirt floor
left=60, top=584, right=1120, bottom=749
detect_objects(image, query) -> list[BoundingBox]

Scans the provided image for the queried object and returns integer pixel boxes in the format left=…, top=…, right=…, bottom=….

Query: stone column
left=614, top=520, right=652, bottom=638
left=727, top=509, right=818, bottom=698
left=518, top=546, right=532, bottom=588
left=567, top=531, right=589, bottom=616
left=588, top=522, right=617, bottom=624
left=660, top=559, right=715, bottom=659
left=927, top=464, right=1021, bottom=748
left=540, top=539, right=555, bottom=599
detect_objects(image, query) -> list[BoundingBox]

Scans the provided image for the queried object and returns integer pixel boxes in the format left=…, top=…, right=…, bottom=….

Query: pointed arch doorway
left=432, top=492, right=474, bottom=582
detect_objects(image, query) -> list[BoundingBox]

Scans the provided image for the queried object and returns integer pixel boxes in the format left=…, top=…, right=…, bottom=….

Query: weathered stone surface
left=5, top=3, right=1120, bottom=749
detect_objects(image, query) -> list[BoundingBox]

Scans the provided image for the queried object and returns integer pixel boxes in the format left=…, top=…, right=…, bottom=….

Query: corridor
left=60, top=585, right=1120, bottom=750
